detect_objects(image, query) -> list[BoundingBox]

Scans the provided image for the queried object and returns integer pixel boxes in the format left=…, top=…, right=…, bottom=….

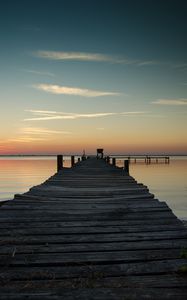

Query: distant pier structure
left=144, top=156, right=170, bottom=164
left=129, top=156, right=170, bottom=164
left=97, top=148, right=104, bottom=159
left=110, top=155, right=170, bottom=165
left=102, top=155, right=170, bottom=166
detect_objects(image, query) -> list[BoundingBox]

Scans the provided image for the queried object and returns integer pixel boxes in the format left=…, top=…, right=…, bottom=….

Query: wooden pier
left=0, top=157, right=187, bottom=299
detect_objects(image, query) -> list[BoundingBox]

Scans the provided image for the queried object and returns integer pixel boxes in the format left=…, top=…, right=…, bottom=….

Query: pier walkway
left=0, top=157, right=187, bottom=299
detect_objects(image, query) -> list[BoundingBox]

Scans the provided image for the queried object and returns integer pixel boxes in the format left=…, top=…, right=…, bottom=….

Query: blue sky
left=0, top=0, right=187, bottom=154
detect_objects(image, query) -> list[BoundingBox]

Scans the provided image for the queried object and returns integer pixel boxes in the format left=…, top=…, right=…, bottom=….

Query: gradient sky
left=0, top=0, right=187, bottom=155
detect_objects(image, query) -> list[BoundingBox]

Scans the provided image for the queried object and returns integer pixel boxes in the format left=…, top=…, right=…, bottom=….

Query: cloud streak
left=35, top=51, right=113, bottom=62
left=21, top=127, right=71, bottom=135
left=8, top=137, right=47, bottom=143
left=34, top=50, right=187, bottom=70
left=34, top=50, right=157, bottom=66
left=35, top=84, right=120, bottom=97
left=152, top=99, right=187, bottom=105
left=24, top=110, right=147, bottom=121
left=8, top=127, right=72, bottom=144
left=23, top=69, right=55, bottom=77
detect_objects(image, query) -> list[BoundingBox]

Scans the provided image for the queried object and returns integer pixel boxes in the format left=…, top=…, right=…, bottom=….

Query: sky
left=0, top=0, right=187, bottom=155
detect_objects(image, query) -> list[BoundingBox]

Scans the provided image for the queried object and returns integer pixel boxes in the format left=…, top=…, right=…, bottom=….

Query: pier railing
left=57, top=154, right=87, bottom=171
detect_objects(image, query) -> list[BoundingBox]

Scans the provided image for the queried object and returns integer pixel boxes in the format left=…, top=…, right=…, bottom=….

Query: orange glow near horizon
left=1, top=115, right=187, bottom=155
left=0, top=139, right=186, bottom=155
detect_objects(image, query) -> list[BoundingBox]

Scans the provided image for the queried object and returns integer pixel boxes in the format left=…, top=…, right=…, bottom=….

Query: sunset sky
left=0, top=0, right=187, bottom=155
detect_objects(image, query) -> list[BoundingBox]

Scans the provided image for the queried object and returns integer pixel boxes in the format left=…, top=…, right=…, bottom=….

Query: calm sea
left=0, top=156, right=186, bottom=220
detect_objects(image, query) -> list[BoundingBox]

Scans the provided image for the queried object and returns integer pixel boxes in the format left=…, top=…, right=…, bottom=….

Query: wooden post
left=57, top=155, right=63, bottom=172
left=112, top=157, right=116, bottom=166
left=124, top=160, right=129, bottom=174
left=71, top=155, right=75, bottom=167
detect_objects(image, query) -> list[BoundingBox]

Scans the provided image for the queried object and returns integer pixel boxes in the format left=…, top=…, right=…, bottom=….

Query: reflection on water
left=0, top=159, right=55, bottom=200
left=0, top=156, right=186, bottom=219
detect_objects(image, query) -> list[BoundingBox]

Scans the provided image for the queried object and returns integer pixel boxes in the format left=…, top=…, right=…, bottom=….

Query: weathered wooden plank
left=25, top=191, right=152, bottom=198
left=0, top=274, right=187, bottom=291
left=0, top=288, right=187, bottom=300
left=0, top=230, right=186, bottom=245
left=26, top=191, right=151, bottom=198
left=1, top=200, right=167, bottom=210
left=0, top=217, right=179, bottom=228
left=50, top=173, right=134, bottom=177
left=1, top=239, right=187, bottom=255
left=49, top=179, right=137, bottom=183
left=0, top=223, right=183, bottom=236
left=0, top=249, right=183, bottom=267
left=0, top=217, right=179, bottom=229
left=0, top=259, right=186, bottom=280
left=29, top=185, right=149, bottom=192
left=45, top=176, right=137, bottom=180
left=26, top=186, right=151, bottom=197
left=0, top=211, right=176, bottom=223
left=0, top=206, right=170, bottom=214
left=14, top=193, right=155, bottom=201
left=43, top=182, right=141, bottom=187
left=0, top=274, right=186, bottom=294
left=2, top=202, right=162, bottom=210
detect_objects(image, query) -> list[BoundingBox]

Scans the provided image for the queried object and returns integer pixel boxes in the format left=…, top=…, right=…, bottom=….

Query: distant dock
left=111, top=155, right=170, bottom=164
left=0, top=156, right=186, bottom=299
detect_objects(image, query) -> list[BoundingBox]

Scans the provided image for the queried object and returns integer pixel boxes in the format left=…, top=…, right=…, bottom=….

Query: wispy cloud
left=152, top=99, right=187, bottom=105
left=7, top=126, right=72, bottom=144
left=8, top=137, right=47, bottom=143
left=34, top=50, right=187, bottom=70
left=24, top=112, right=116, bottom=121
left=35, top=51, right=113, bottom=62
left=137, top=61, right=157, bottom=66
left=97, top=127, right=105, bottom=130
left=23, top=69, right=55, bottom=77
left=171, top=63, right=187, bottom=69
left=24, top=109, right=147, bottom=121
left=26, top=110, right=59, bottom=115
left=34, top=84, right=120, bottom=97
left=21, top=127, right=71, bottom=135
left=34, top=50, right=157, bottom=66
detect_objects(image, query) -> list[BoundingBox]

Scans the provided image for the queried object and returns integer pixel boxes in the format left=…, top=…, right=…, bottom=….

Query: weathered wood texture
left=0, top=157, right=186, bottom=299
